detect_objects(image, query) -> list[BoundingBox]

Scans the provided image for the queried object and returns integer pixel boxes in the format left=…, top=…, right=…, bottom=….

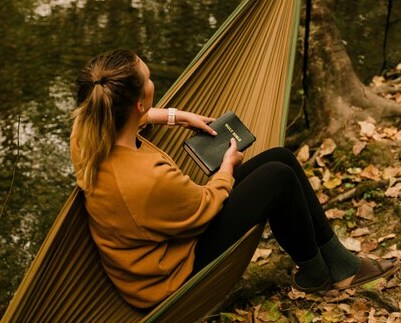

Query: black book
left=183, top=111, right=256, bottom=176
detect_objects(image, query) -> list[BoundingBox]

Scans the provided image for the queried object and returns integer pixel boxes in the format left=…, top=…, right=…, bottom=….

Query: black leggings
left=192, top=147, right=334, bottom=274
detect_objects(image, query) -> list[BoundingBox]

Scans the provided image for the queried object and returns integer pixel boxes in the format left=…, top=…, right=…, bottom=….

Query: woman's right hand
left=219, top=138, right=244, bottom=175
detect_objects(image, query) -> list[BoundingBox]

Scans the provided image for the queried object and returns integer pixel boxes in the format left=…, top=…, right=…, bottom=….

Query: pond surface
left=0, top=0, right=242, bottom=314
left=0, top=0, right=400, bottom=317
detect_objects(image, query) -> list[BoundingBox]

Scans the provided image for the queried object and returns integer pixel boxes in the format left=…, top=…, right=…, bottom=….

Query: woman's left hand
left=176, top=111, right=217, bottom=136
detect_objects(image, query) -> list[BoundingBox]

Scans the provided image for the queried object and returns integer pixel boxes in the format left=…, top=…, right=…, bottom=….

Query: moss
left=358, top=141, right=398, bottom=167
left=331, top=142, right=360, bottom=171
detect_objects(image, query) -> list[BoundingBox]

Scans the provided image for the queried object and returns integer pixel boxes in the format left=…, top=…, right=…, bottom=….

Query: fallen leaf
left=317, top=192, right=329, bottom=204
left=382, top=127, right=399, bottom=138
left=340, top=237, right=361, bottom=252
left=371, top=76, right=385, bottom=86
left=325, top=208, right=346, bottom=219
left=361, top=238, right=379, bottom=253
left=287, top=287, right=305, bottom=300
left=372, top=132, right=385, bottom=141
left=323, top=291, right=351, bottom=303
left=352, top=199, right=377, bottom=208
left=350, top=299, right=370, bottom=322
left=368, top=307, right=377, bottom=323
left=316, top=156, right=326, bottom=167
left=323, top=176, right=342, bottom=189
left=319, top=138, right=337, bottom=157
left=351, top=298, right=370, bottom=312
left=351, top=227, right=370, bottom=237
left=297, top=145, right=310, bottom=163
left=347, top=167, right=363, bottom=175
left=366, top=116, right=377, bottom=124
left=392, top=130, right=401, bottom=141
left=378, top=234, right=396, bottom=243
left=337, top=303, right=351, bottom=314
left=358, top=120, right=376, bottom=138
left=360, top=164, right=382, bottom=181
left=304, top=168, right=315, bottom=177
left=352, top=141, right=367, bottom=155
left=293, top=309, right=314, bottom=323
left=383, top=250, right=401, bottom=259
left=235, top=309, right=251, bottom=316
left=356, top=204, right=374, bottom=220
left=382, top=166, right=401, bottom=179
left=308, top=176, right=321, bottom=191
left=321, top=306, right=346, bottom=322
left=385, top=183, right=401, bottom=197
left=256, top=300, right=282, bottom=322
left=251, top=248, right=272, bottom=262
left=386, top=275, right=401, bottom=289
left=219, top=312, right=247, bottom=322
left=322, top=169, right=332, bottom=182
left=387, top=312, right=401, bottom=323
left=363, top=278, right=387, bottom=291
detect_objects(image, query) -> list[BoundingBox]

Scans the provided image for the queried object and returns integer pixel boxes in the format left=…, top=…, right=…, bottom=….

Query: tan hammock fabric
left=149, top=0, right=300, bottom=184
left=2, top=0, right=300, bottom=321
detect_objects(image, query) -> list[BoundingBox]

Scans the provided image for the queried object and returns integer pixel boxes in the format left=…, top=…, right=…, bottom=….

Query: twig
left=0, top=115, right=21, bottom=219
left=357, top=290, right=400, bottom=313
left=323, top=179, right=389, bottom=210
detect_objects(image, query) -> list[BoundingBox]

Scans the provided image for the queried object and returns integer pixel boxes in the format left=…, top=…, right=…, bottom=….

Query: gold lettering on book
left=224, top=123, right=242, bottom=142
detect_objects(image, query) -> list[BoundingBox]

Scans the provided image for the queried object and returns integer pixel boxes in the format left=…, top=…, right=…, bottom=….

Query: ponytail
left=71, top=49, right=144, bottom=192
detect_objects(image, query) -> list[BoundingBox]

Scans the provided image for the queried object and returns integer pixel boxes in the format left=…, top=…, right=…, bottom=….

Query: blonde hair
left=72, top=49, right=145, bottom=192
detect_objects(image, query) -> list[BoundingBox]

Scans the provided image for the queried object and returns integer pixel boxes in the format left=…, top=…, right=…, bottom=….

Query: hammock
left=2, top=0, right=300, bottom=321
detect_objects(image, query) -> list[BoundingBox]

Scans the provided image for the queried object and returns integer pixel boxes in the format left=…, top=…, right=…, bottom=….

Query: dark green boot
left=319, top=235, right=360, bottom=283
left=292, top=250, right=331, bottom=292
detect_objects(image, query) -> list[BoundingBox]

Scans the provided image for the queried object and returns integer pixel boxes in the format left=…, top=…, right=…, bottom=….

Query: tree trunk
left=288, top=0, right=401, bottom=148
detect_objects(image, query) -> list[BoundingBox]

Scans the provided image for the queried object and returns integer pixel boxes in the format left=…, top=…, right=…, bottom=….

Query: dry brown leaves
left=370, top=62, right=401, bottom=103
left=294, top=116, right=401, bottom=262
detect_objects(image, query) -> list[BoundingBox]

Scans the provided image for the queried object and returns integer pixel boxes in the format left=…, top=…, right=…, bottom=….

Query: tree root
left=323, top=179, right=389, bottom=210
left=356, top=289, right=400, bottom=313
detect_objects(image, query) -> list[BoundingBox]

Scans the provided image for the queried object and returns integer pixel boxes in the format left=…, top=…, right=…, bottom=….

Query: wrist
left=167, top=108, right=177, bottom=126
left=174, top=110, right=189, bottom=125
left=219, top=162, right=234, bottom=175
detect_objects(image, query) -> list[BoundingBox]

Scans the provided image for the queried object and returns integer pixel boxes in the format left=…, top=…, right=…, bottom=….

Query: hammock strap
left=381, top=0, right=393, bottom=72
left=302, top=0, right=312, bottom=129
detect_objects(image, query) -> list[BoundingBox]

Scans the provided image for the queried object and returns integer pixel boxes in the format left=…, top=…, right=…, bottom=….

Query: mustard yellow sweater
left=70, top=135, right=234, bottom=308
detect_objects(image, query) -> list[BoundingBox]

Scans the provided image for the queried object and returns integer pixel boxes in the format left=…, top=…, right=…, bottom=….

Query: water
left=0, top=0, right=400, bottom=317
left=0, top=0, right=241, bottom=314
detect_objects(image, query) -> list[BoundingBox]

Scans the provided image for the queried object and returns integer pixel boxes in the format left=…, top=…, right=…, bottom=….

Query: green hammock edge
left=280, top=0, right=301, bottom=145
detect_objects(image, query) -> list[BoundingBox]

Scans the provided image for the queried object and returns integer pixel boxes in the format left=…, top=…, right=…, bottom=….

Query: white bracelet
left=167, top=108, right=177, bottom=126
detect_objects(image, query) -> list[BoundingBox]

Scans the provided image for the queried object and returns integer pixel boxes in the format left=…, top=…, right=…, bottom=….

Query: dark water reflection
left=0, top=0, right=242, bottom=314
left=0, top=0, right=400, bottom=316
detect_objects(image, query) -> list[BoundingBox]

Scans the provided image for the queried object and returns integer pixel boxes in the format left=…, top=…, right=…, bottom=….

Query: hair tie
left=93, top=79, right=104, bottom=86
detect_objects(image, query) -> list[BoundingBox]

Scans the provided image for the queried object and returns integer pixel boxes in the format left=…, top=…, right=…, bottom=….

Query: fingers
left=229, top=138, right=244, bottom=159
left=204, top=125, right=217, bottom=136
left=201, top=116, right=216, bottom=123
left=229, top=137, right=238, bottom=150
left=196, top=116, right=217, bottom=135
left=180, top=113, right=217, bottom=135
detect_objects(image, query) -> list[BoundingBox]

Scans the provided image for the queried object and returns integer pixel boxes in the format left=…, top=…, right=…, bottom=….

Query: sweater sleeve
left=138, top=158, right=234, bottom=238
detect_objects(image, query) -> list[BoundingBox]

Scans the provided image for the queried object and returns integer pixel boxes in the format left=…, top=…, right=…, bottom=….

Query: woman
left=70, top=49, right=397, bottom=309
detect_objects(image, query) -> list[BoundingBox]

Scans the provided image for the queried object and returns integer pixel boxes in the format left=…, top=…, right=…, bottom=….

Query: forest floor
left=203, top=64, right=401, bottom=323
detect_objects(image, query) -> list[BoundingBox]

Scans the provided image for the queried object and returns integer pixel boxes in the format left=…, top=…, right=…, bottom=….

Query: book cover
left=183, top=111, right=256, bottom=176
